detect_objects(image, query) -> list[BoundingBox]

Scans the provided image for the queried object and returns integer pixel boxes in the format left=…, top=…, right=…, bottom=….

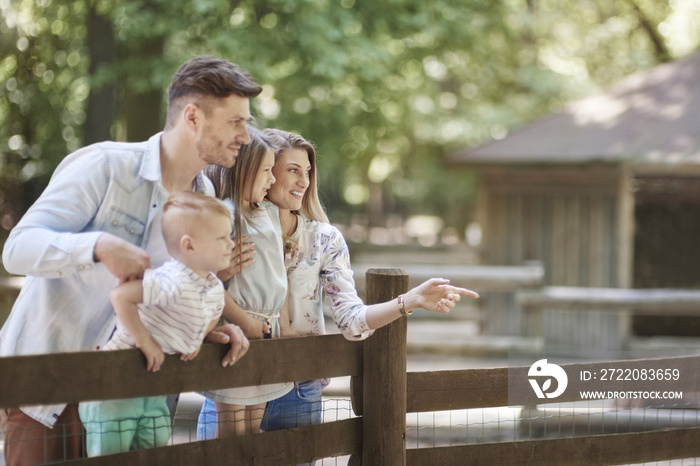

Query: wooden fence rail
left=353, top=263, right=545, bottom=293
left=518, top=286, right=700, bottom=314
left=2, top=269, right=700, bottom=465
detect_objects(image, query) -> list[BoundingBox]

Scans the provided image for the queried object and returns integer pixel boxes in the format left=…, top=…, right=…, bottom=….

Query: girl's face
left=246, top=149, right=276, bottom=204
left=268, top=148, right=311, bottom=213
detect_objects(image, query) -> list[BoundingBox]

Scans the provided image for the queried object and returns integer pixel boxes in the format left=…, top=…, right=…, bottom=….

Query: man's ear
left=183, top=103, right=200, bottom=132
left=181, top=235, right=195, bottom=255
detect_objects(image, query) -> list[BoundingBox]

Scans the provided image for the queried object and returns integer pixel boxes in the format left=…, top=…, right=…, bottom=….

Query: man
left=0, top=56, right=257, bottom=465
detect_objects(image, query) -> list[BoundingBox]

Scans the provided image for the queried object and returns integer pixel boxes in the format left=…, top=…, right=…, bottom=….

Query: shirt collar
left=168, top=259, right=220, bottom=288
left=139, top=132, right=163, bottom=182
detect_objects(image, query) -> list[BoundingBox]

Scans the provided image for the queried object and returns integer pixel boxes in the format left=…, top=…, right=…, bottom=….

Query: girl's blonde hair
left=263, top=128, right=329, bottom=223
left=204, top=125, right=276, bottom=247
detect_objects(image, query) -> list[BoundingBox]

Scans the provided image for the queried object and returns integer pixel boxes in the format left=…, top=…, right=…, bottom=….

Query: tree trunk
left=85, top=5, right=117, bottom=144
left=626, top=0, right=671, bottom=63
left=123, top=36, right=166, bottom=143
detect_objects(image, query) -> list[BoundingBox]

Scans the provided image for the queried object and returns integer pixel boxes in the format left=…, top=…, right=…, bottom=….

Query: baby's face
left=187, top=213, right=234, bottom=275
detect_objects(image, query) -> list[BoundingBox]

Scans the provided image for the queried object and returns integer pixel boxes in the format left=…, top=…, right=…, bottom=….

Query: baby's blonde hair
left=161, top=191, right=231, bottom=256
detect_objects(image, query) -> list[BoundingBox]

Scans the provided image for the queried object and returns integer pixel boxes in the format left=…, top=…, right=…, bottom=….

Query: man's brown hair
left=166, top=56, right=262, bottom=128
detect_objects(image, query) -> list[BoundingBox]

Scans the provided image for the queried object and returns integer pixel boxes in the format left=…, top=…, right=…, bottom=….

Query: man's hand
left=205, top=323, right=250, bottom=367
left=217, top=236, right=255, bottom=282
left=94, top=233, right=151, bottom=283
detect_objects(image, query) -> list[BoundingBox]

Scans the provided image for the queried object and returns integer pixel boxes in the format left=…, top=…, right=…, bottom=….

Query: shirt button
left=79, top=265, right=84, bottom=270
left=56, top=271, right=62, bottom=276
left=130, top=228, right=135, bottom=234
left=112, top=220, right=118, bottom=226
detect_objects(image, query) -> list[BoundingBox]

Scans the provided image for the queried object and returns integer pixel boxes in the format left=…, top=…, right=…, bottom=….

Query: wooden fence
left=517, top=285, right=700, bottom=346
left=1, top=269, right=700, bottom=465
left=518, top=286, right=700, bottom=315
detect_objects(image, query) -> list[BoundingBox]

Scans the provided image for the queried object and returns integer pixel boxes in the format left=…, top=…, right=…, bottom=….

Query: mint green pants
left=79, top=396, right=171, bottom=457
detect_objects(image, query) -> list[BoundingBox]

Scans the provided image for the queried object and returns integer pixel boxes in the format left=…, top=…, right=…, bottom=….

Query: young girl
left=198, top=126, right=294, bottom=437
left=199, top=129, right=479, bottom=444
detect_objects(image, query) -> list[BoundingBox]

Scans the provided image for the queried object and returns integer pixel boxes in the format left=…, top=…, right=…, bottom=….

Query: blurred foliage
left=1, top=0, right=699, bottom=245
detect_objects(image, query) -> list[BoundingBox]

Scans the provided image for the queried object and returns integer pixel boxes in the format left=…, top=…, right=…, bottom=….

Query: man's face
left=195, top=94, right=251, bottom=168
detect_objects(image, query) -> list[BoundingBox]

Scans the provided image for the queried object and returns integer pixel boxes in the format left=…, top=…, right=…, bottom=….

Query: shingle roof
left=451, top=52, right=700, bottom=167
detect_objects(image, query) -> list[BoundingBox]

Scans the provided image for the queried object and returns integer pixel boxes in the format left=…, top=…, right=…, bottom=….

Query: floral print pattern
left=285, top=216, right=373, bottom=340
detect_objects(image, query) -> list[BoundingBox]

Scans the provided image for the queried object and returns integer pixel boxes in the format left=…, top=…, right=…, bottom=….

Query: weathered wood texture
left=406, top=355, right=699, bottom=411
left=358, top=268, right=409, bottom=466
left=0, top=334, right=362, bottom=407
left=407, top=369, right=509, bottom=411
left=61, top=418, right=362, bottom=466
left=406, top=427, right=700, bottom=466
left=476, top=167, right=627, bottom=351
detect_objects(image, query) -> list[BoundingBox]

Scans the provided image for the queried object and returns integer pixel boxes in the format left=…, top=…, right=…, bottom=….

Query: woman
left=261, top=129, right=479, bottom=431
left=197, top=129, right=479, bottom=440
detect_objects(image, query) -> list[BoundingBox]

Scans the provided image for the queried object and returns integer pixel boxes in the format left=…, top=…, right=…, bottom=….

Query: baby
left=79, top=191, right=233, bottom=456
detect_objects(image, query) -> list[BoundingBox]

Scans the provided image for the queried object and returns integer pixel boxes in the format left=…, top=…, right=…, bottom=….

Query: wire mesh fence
left=406, top=398, right=700, bottom=466
left=3, top=394, right=700, bottom=465
left=0, top=395, right=360, bottom=466
left=171, top=394, right=358, bottom=465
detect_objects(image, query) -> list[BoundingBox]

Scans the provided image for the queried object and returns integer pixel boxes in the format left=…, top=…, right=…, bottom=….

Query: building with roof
left=452, top=52, right=700, bottom=350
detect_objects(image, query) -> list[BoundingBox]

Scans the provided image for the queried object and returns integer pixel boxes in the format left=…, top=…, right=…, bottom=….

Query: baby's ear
left=180, top=235, right=195, bottom=254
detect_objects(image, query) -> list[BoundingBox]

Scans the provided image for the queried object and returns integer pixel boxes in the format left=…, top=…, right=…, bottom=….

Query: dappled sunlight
left=257, top=85, right=280, bottom=119
left=572, top=94, right=629, bottom=126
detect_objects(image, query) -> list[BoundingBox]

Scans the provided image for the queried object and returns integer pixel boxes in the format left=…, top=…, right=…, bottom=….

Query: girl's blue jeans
left=196, top=379, right=322, bottom=440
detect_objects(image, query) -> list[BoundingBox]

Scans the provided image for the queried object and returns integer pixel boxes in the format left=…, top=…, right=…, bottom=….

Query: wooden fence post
left=352, top=267, right=409, bottom=466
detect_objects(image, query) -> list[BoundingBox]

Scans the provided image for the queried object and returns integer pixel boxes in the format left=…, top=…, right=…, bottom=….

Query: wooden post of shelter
left=350, top=267, right=409, bottom=465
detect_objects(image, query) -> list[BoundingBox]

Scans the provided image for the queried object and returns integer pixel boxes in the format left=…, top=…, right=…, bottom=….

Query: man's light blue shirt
left=0, top=132, right=213, bottom=426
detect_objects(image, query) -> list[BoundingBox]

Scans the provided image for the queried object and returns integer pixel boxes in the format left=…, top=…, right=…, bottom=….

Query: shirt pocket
left=102, top=207, right=146, bottom=245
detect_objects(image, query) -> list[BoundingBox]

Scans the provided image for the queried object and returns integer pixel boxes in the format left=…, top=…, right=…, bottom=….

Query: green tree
left=0, top=0, right=90, bottom=243
left=1, top=0, right=697, bottom=248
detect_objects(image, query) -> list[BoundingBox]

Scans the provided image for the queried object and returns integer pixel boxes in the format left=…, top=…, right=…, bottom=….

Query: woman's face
left=268, top=148, right=311, bottom=212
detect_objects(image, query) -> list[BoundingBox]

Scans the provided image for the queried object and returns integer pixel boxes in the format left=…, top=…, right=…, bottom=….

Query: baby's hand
left=179, top=347, right=201, bottom=362
left=139, top=338, right=165, bottom=372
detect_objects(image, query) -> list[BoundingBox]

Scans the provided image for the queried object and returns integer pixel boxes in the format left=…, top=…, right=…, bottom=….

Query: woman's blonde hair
left=204, top=125, right=276, bottom=247
left=263, top=128, right=329, bottom=223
